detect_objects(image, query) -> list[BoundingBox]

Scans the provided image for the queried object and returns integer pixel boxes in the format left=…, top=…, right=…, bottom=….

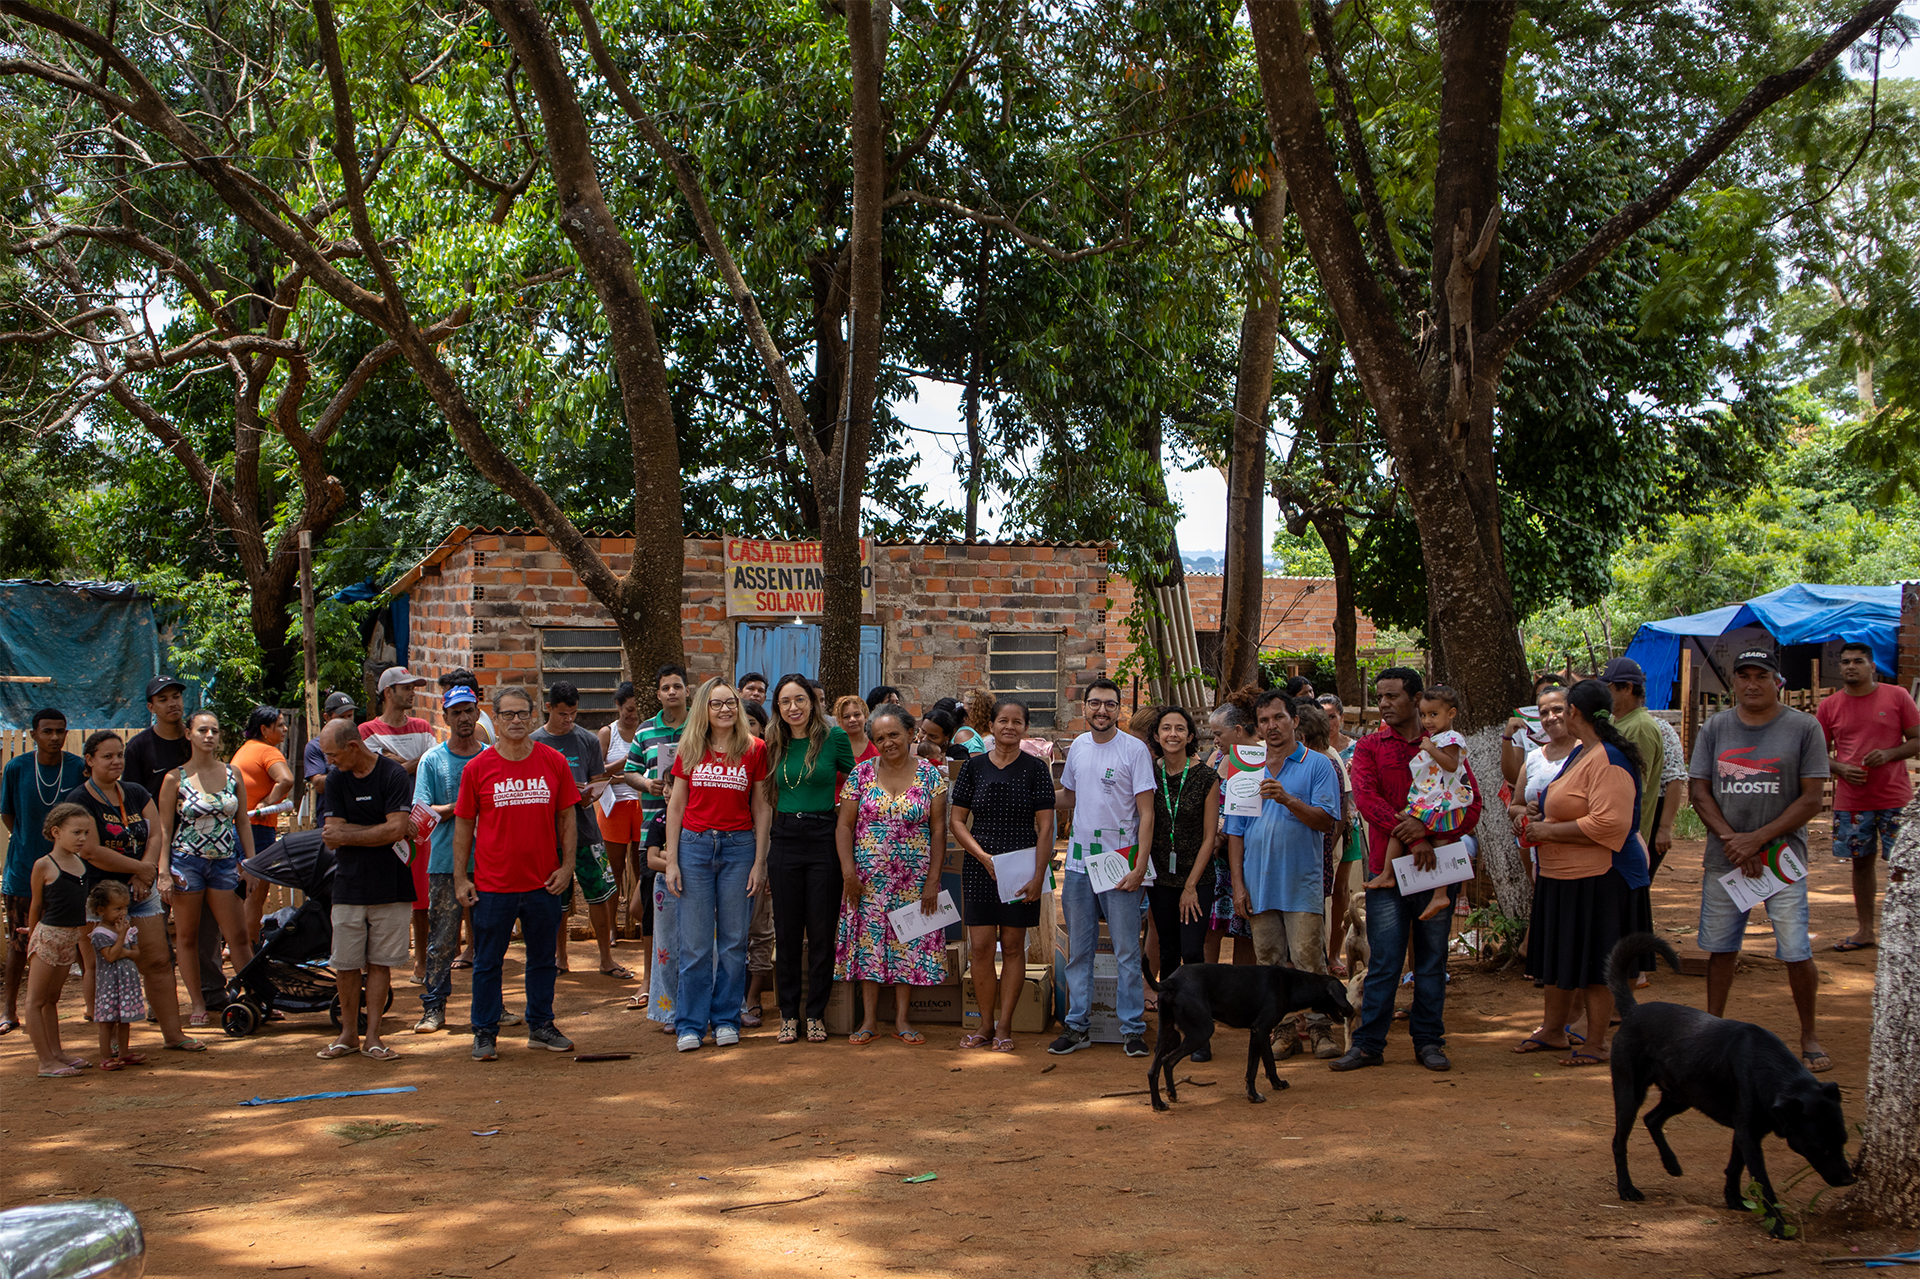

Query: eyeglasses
left=777, top=696, right=812, bottom=710
left=709, top=698, right=740, bottom=711
left=1085, top=699, right=1120, bottom=710
left=497, top=709, right=533, bottom=722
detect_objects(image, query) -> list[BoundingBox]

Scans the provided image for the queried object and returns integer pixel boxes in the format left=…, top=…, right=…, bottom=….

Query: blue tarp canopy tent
left=1622, top=583, right=1902, bottom=709
left=0, top=581, right=164, bottom=729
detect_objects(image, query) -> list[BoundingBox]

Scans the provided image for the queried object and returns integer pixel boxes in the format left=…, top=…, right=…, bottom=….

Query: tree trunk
left=1216, top=178, right=1285, bottom=702
left=1462, top=726, right=1529, bottom=917
left=1306, top=507, right=1361, bottom=704
left=816, top=0, right=888, bottom=701
left=1856, top=799, right=1920, bottom=1224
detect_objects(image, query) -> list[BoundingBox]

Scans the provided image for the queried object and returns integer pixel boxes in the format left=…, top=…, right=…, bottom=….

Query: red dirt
left=4, top=824, right=1911, bottom=1279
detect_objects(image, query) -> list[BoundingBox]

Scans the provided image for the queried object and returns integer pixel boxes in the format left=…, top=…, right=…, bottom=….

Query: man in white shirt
left=1049, top=678, right=1156, bottom=1058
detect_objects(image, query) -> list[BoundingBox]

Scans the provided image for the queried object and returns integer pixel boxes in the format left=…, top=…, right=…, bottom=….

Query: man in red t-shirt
left=454, top=685, right=580, bottom=1062
left=1815, top=642, right=1920, bottom=951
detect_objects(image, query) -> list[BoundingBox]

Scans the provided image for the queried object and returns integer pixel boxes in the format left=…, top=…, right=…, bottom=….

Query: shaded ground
left=4, top=824, right=1914, bottom=1279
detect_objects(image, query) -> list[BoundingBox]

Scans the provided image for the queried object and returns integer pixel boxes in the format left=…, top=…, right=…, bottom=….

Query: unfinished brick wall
left=1901, top=581, right=1920, bottom=692
left=1104, top=574, right=1378, bottom=679
left=395, top=531, right=1111, bottom=731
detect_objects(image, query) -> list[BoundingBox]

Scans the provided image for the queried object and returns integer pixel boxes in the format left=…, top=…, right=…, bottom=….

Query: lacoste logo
left=1716, top=748, right=1781, bottom=780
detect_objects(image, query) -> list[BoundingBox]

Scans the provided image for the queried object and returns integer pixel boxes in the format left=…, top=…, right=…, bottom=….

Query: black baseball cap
left=1733, top=648, right=1781, bottom=675
left=144, top=675, right=186, bottom=700
left=324, top=691, right=358, bottom=715
left=1599, top=657, right=1646, bottom=687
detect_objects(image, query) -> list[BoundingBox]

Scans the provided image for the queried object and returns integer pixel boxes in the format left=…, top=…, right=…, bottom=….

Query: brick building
left=383, top=527, right=1114, bottom=731
left=1104, top=574, right=1378, bottom=683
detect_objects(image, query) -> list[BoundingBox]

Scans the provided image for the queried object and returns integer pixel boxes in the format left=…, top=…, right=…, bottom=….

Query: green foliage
left=135, top=568, right=264, bottom=734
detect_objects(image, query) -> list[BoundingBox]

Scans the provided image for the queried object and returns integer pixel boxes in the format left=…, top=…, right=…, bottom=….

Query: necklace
left=777, top=736, right=811, bottom=789
left=34, top=755, right=65, bottom=805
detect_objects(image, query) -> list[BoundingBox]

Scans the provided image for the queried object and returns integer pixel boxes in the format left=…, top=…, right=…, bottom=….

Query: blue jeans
left=1353, top=884, right=1450, bottom=1057
left=470, top=888, right=563, bottom=1036
left=1061, top=870, right=1146, bottom=1038
left=674, top=829, right=756, bottom=1040
left=421, top=874, right=460, bottom=1013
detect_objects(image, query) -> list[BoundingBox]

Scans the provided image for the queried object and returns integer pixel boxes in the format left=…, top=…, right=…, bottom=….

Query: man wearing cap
left=124, top=676, right=190, bottom=799
left=1815, top=640, right=1920, bottom=952
left=1601, top=658, right=1669, bottom=859
left=306, top=692, right=358, bottom=824
left=361, top=668, right=436, bottom=774
left=1688, top=648, right=1833, bottom=1071
left=410, top=685, right=488, bottom=1033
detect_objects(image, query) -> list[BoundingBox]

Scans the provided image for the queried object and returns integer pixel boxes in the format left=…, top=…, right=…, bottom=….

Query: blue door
left=736, top=623, right=882, bottom=690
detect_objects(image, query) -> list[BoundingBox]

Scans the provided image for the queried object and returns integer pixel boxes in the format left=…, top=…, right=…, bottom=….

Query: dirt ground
left=5, top=824, right=1915, bottom=1279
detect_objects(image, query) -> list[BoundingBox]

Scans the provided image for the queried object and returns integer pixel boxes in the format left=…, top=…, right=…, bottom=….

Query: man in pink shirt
left=1814, top=642, right=1920, bottom=951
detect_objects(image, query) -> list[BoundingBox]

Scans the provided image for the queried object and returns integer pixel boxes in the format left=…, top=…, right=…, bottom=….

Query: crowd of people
left=3, top=642, right=1904, bottom=1078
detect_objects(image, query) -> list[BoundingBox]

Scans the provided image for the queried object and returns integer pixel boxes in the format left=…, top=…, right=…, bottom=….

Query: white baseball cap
left=375, top=666, right=429, bottom=693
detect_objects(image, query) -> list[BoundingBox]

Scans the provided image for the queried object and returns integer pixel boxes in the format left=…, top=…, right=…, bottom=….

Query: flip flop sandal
left=990, top=1038, right=1016, bottom=1052
left=741, top=1007, right=763, bottom=1028
left=315, top=1042, right=356, bottom=1060
left=1832, top=938, right=1875, bottom=953
left=959, top=1033, right=990, bottom=1049
left=848, top=1030, right=876, bottom=1046
left=600, top=965, right=635, bottom=979
left=37, top=1065, right=82, bottom=1078
left=1560, top=1051, right=1607, bottom=1067
left=1801, top=1050, right=1834, bottom=1073
left=778, top=1019, right=800, bottom=1044
left=625, top=993, right=650, bottom=1010
left=452, top=958, right=474, bottom=969
left=163, top=1038, right=207, bottom=1052
left=118, top=1052, right=148, bottom=1065
left=1512, top=1036, right=1565, bottom=1054
left=187, top=1012, right=210, bottom=1027
left=64, top=1057, right=91, bottom=1069
left=361, top=1045, right=401, bottom=1061
left=0, top=1018, right=20, bottom=1035
left=807, top=1019, right=828, bottom=1043
left=99, top=1057, right=125, bottom=1071
left=893, top=1030, right=926, bottom=1045
left=1565, top=1025, right=1587, bottom=1046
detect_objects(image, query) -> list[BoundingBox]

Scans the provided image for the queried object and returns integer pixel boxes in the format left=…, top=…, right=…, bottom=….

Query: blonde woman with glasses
left=662, top=679, right=772, bottom=1052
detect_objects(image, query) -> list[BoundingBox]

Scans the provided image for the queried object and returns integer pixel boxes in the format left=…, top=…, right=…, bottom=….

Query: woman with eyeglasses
left=764, top=675, right=858, bottom=1043
left=661, top=679, right=772, bottom=1052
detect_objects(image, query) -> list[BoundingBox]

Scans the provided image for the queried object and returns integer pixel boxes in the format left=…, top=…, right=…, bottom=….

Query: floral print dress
left=835, top=759, right=948, bottom=986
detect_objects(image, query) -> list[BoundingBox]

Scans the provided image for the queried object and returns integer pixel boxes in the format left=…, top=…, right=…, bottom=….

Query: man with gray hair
left=317, top=718, right=414, bottom=1062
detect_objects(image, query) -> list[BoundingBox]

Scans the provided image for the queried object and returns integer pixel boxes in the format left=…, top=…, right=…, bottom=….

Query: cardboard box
left=961, top=964, right=1054, bottom=1035
left=1053, top=910, right=1127, bottom=1039
left=1053, top=920, right=1118, bottom=979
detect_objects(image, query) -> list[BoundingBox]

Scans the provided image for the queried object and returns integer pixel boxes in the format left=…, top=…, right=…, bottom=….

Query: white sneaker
left=715, top=1025, right=740, bottom=1047
left=676, top=1033, right=701, bottom=1053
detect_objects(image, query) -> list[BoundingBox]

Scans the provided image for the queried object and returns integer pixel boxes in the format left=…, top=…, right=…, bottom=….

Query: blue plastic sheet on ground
left=0, top=581, right=163, bottom=729
left=238, top=1086, right=418, bottom=1107
left=1622, top=583, right=1902, bottom=708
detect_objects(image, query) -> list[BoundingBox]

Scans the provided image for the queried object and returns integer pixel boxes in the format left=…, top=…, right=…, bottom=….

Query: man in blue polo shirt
left=1224, top=689, right=1342, bottom=1059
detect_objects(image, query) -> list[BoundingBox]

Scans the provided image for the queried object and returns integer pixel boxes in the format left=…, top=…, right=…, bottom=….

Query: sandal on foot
left=452, top=957, right=474, bottom=970
left=1832, top=937, right=1875, bottom=953
left=1560, top=1051, right=1607, bottom=1067
left=315, top=1042, right=356, bottom=1060
left=1565, top=1025, right=1587, bottom=1047
left=625, top=992, right=649, bottom=1010
left=0, top=1018, right=20, bottom=1036
left=99, top=1057, right=126, bottom=1071
left=37, top=1064, right=82, bottom=1078
left=807, top=1019, right=828, bottom=1043
left=893, top=1029, right=926, bottom=1045
left=959, top=1033, right=990, bottom=1049
left=600, top=964, right=635, bottom=979
left=777, top=1019, right=800, bottom=1044
left=1801, top=1049, right=1834, bottom=1073
left=848, top=1030, right=876, bottom=1046
left=360, top=1045, right=400, bottom=1061
left=1512, top=1036, right=1566, bottom=1054
left=187, top=1012, right=210, bottom=1027
left=990, top=1038, right=1015, bottom=1052
left=163, top=1038, right=207, bottom=1052
left=118, top=1052, right=147, bottom=1065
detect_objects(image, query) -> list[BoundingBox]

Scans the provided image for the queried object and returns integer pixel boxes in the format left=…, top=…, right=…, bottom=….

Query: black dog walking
left=1148, top=962, right=1354, bottom=1111
left=1606, top=933, right=1854, bottom=1234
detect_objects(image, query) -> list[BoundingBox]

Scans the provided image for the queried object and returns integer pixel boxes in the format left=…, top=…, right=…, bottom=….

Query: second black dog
left=1606, top=933, right=1854, bottom=1235
left=1149, top=962, right=1355, bottom=1111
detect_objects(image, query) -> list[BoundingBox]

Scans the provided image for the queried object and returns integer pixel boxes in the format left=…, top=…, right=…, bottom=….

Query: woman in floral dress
left=834, top=704, right=948, bottom=1045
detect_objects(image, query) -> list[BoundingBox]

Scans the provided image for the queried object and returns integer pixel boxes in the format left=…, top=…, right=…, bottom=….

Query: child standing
left=22, top=803, right=96, bottom=1077
left=88, top=880, right=148, bottom=1069
left=1364, top=686, right=1473, bottom=921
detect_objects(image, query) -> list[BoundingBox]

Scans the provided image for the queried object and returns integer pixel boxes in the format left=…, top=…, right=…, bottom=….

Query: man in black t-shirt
left=317, top=719, right=414, bottom=1062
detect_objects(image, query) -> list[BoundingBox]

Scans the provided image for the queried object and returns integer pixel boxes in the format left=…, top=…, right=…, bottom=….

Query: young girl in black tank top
left=23, top=803, right=99, bottom=1076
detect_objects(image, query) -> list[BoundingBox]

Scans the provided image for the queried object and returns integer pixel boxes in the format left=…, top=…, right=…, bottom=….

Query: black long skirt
left=1525, top=867, right=1639, bottom=990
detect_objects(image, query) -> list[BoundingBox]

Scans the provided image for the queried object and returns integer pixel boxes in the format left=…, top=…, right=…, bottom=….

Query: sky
left=892, top=13, right=1914, bottom=554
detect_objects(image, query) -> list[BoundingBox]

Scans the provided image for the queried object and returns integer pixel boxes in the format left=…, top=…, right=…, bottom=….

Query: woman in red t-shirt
left=662, top=678, right=771, bottom=1052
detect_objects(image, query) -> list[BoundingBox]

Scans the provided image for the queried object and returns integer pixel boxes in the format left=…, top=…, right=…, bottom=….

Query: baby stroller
left=221, top=830, right=390, bottom=1036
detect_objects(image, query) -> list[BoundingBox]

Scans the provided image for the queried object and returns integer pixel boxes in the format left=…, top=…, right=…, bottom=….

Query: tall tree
left=1246, top=0, right=1901, bottom=727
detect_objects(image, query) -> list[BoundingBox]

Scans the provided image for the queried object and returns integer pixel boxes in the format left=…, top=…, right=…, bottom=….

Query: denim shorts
left=1699, top=866, right=1811, bottom=962
left=1832, top=809, right=1901, bottom=861
left=171, top=852, right=240, bottom=894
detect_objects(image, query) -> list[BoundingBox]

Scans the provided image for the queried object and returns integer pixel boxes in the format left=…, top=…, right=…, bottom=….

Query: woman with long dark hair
left=765, top=674, right=857, bottom=1044
left=1514, top=679, right=1647, bottom=1067
left=156, top=710, right=257, bottom=1026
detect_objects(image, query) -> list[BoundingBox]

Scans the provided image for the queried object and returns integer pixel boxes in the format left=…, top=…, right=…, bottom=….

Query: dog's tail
left=1606, top=932, right=1680, bottom=1018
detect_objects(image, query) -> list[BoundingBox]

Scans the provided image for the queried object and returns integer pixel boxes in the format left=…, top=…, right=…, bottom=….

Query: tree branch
left=885, top=190, right=1135, bottom=263
left=1481, top=0, right=1900, bottom=365
left=885, top=43, right=984, bottom=185
left=310, top=0, right=406, bottom=319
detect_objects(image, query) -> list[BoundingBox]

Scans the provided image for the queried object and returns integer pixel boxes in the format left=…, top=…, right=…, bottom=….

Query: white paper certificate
left=1083, top=851, right=1132, bottom=894
left=1717, top=844, right=1808, bottom=913
left=888, top=890, right=961, bottom=942
left=1219, top=744, right=1269, bottom=818
left=992, top=847, right=1039, bottom=903
left=1391, top=840, right=1475, bottom=895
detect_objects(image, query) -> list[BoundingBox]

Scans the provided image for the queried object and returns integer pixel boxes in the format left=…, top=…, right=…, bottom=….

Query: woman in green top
left=764, top=673, right=857, bottom=1044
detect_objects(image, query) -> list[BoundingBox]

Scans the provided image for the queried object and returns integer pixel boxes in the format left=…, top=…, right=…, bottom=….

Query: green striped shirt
left=630, top=709, right=689, bottom=822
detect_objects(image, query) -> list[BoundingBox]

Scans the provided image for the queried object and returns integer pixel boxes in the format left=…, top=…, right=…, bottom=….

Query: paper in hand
left=1219, top=744, right=1268, bottom=818
left=887, top=890, right=960, bottom=943
left=1391, top=841, right=1474, bottom=895
left=1717, top=842, right=1807, bottom=913
left=1083, top=851, right=1132, bottom=894
left=597, top=783, right=618, bottom=817
left=992, top=847, right=1038, bottom=903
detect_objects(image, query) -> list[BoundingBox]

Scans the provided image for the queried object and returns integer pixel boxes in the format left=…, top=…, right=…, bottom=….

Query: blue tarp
left=0, top=582, right=164, bottom=729
left=1623, top=583, right=1903, bottom=709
